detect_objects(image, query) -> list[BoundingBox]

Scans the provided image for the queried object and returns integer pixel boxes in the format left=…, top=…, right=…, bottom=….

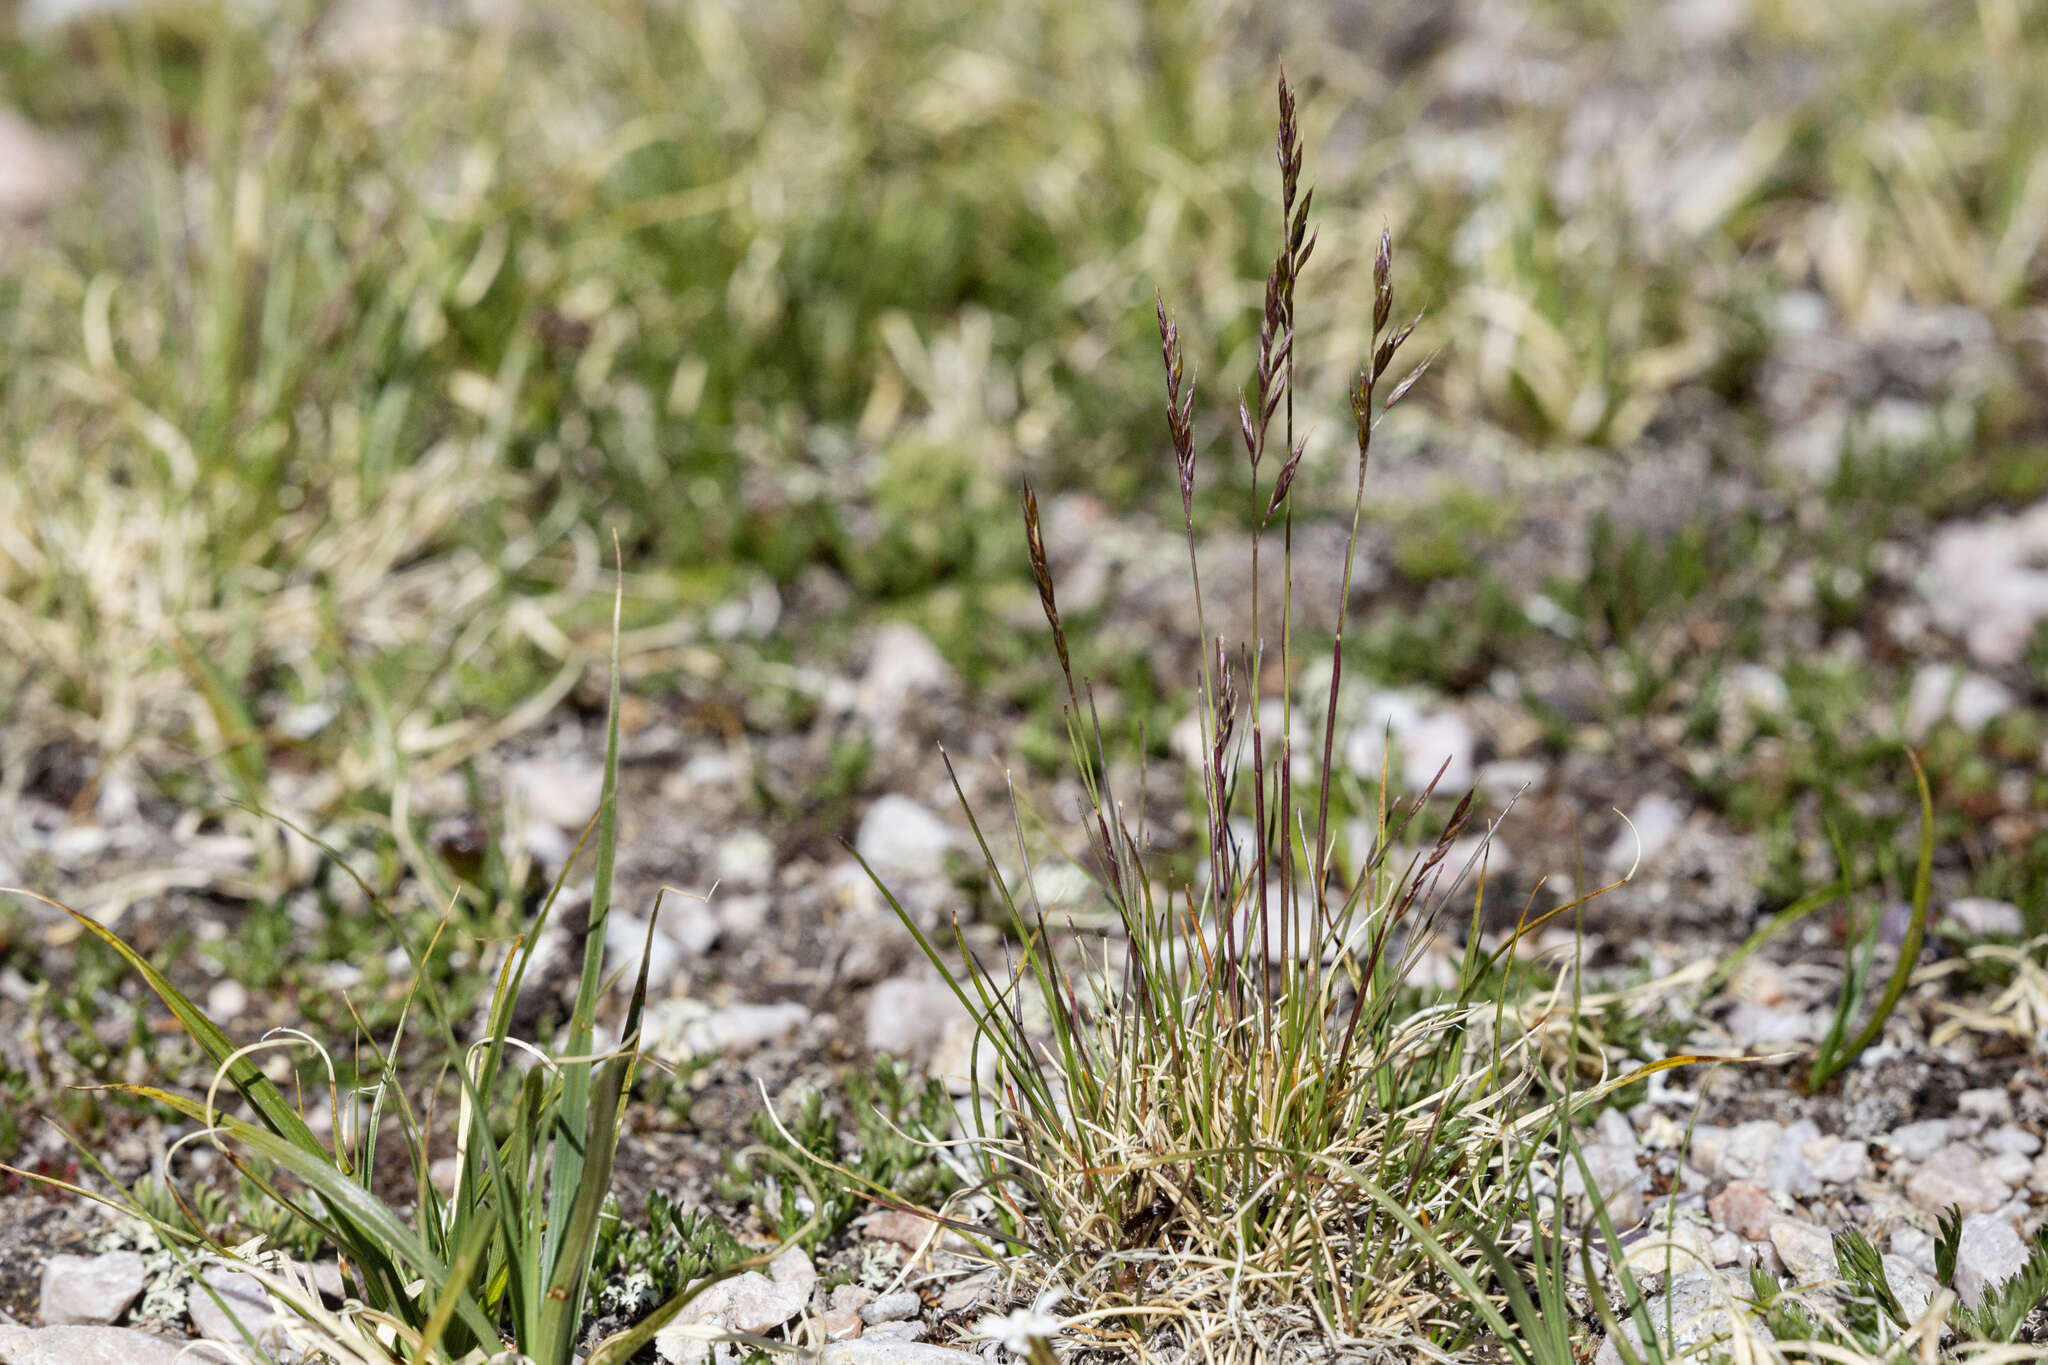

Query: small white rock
left=1716, top=1121, right=1783, bottom=1182
left=1594, top=1270, right=1769, bottom=1365
left=508, top=757, right=604, bottom=832
left=715, top=830, right=776, bottom=888
left=1906, top=1143, right=2012, bottom=1216
left=1769, top=1119, right=1822, bottom=1197
left=0, top=108, right=74, bottom=221
left=855, top=623, right=957, bottom=725
left=1953, top=1212, right=2031, bottom=1309
left=821, top=1343, right=983, bottom=1365
left=1768, top=1219, right=1837, bottom=1284
left=855, top=796, right=956, bottom=884
left=1985, top=1151, right=2035, bottom=1187
left=1397, top=711, right=1476, bottom=794
left=1803, top=1135, right=1869, bottom=1185
left=1884, top=1255, right=1941, bottom=1321
left=1947, top=898, right=2025, bottom=938
left=1606, top=794, right=1687, bottom=872
left=863, top=976, right=964, bottom=1058
left=37, top=1252, right=146, bottom=1327
left=1960, top=1088, right=2015, bottom=1124
left=859, top=1291, right=921, bottom=1325
left=650, top=1000, right=814, bottom=1059
left=654, top=1247, right=816, bottom=1363
left=1905, top=664, right=2015, bottom=738
left=1595, top=1108, right=1638, bottom=1150
left=1982, top=1124, right=2042, bottom=1158
left=187, top=1268, right=277, bottom=1343
left=1563, top=1144, right=1647, bottom=1228
left=1887, top=1120, right=1953, bottom=1163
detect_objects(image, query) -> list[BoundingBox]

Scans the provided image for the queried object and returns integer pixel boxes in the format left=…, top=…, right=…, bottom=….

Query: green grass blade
left=1809, top=754, right=1935, bottom=1090
left=31, top=895, right=327, bottom=1160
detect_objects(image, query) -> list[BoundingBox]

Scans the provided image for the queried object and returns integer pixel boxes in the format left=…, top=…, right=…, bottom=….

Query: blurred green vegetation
left=0, top=0, right=2045, bottom=1052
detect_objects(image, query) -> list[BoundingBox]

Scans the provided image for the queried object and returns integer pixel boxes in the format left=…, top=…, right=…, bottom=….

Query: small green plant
left=720, top=1055, right=956, bottom=1250
left=4, top=580, right=783, bottom=1365
left=1930, top=1203, right=2048, bottom=1343
left=1695, top=755, right=1936, bottom=1091
left=589, top=1190, right=746, bottom=1323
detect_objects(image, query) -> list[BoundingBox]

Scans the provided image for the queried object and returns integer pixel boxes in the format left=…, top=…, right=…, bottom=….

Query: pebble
left=1715, top=1120, right=1783, bottom=1182
left=0, top=1325, right=199, bottom=1365
left=1563, top=1144, right=1647, bottom=1228
left=1906, top=1143, right=2012, bottom=1216
left=1475, top=759, right=1547, bottom=797
left=1724, top=1003, right=1824, bottom=1048
left=1891, top=1226, right=1939, bottom=1276
left=187, top=1268, right=278, bottom=1344
left=1721, top=664, right=1790, bottom=721
left=1985, top=1151, right=2035, bottom=1187
left=1953, top=1212, right=2031, bottom=1309
left=1686, top=1125, right=1731, bottom=1173
left=715, top=830, right=776, bottom=888
left=1768, top=1219, right=1837, bottom=1283
left=0, top=109, right=73, bottom=221
left=653, top=1247, right=815, bottom=1363
left=820, top=1343, right=982, bottom=1365
left=1768, top=1119, right=1821, bottom=1197
left=1887, top=1120, right=1953, bottom=1163
left=507, top=756, right=605, bottom=832
left=860, top=1320, right=927, bottom=1343
left=1594, top=1108, right=1637, bottom=1150
left=855, top=796, right=956, bottom=884
left=1606, top=793, right=1687, bottom=872
left=1594, top=1270, right=1768, bottom=1365
left=855, top=623, right=956, bottom=725
left=1341, top=694, right=1475, bottom=794
left=1623, top=1216, right=1718, bottom=1276
left=831, top=1285, right=878, bottom=1313
left=1803, top=1136, right=1869, bottom=1186
left=1947, top=898, right=2026, bottom=939
left=648, top=1000, right=814, bottom=1060
left=1904, top=665, right=2015, bottom=738
left=605, top=912, right=686, bottom=987
left=938, top=1271, right=996, bottom=1313
left=1707, top=1180, right=1775, bottom=1241
left=1884, top=1256, right=1941, bottom=1320
left=860, top=1292, right=921, bottom=1326
left=864, top=976, right=964, bottom=1059
left=36, top=1252, right=146, bottom=1327
left=1397, top=711, right=1476, bottom=793
left=820, top=1307, right=863, bottom=1341
left=824, top=1285, right=874, bottom=1338
left=863, top=1209, right=939, bottom=1252
left=1922, top=501, right=2048, bottom=668
left=1982, top=1124, right=2042, bottom=1157
left=1960, top=1087, right=2015, bottom=1124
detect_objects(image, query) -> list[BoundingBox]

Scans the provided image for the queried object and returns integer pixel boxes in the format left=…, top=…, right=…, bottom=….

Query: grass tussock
left=880, top=77, right=1632, bottom=1356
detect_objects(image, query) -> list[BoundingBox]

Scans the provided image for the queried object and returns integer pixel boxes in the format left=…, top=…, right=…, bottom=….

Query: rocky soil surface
left=4, top=0, right=2048, bottom=1360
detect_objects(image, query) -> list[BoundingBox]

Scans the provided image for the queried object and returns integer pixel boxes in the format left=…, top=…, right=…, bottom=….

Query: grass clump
left=2, top=583, right=777, bottom=1365
left=877, top=75, right=1601, bottom=1354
